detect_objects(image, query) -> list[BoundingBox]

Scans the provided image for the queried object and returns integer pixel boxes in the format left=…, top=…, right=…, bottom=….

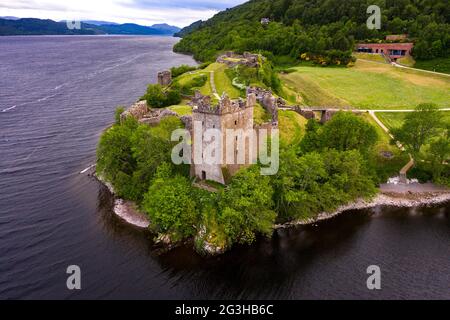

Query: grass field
left=376, top=111, right=450, bottom=131
left=175, top=69, right=212, bottom=96
left=173, top=62, right=241, bottom=101
left=168, top=104, right=193, bottom=116
left=354, top=52, right=387, bottom=64
left=397, top=55, right=416, bottom=67
left=204, top=63, right=241, bottom=99
left=280, top=59, right=450, bottom=109
left=278, top=110, right=308, bottom=146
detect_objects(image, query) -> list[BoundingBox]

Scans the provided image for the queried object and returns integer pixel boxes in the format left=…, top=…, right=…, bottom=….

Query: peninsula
left=94, top=47, right=449, bottom=255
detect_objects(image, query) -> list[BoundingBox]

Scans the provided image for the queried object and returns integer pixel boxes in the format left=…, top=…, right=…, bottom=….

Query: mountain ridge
left=0, top=18, right=181, bottom=36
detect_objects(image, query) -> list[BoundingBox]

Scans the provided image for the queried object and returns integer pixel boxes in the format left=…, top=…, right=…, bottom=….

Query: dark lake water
left=0, top=36, right=449, bottom=300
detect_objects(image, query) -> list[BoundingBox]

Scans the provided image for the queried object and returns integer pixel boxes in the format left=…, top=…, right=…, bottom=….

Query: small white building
left=261, top=18, right=270, bottom=25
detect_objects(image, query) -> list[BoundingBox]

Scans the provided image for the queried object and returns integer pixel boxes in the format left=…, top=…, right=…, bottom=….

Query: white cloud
left=0, top=0, right=247, bottom=27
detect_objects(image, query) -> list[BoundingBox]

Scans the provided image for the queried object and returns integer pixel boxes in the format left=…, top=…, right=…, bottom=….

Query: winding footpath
left=210, top=71, right=221, bottom=100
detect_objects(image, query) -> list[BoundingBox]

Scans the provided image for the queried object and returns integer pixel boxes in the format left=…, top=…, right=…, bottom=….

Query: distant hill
left=174, top=0, right=450, bottom=63
left=0, top=18, right=102, bottom=35
left=0, top=16, right=20, bottom=20
left=174, top=20, right=203, bottom=38
left=151, top=23, right=181, bottom=34
left=80, top=20, right=119, bottom=26
left=0, top=18, right=180, bottom=36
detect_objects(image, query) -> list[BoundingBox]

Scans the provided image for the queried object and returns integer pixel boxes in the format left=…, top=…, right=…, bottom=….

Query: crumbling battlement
left=120, top=101, right=150, bottom=123
left=120, top=100, right=177, bottom=125
left=140, top=108, right=178, bottom=125
left=192, top=92, right=255, bottom=115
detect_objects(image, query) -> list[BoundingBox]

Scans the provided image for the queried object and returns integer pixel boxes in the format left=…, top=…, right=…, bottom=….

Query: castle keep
left=191, top=92, right=257, bottom=184
left=157, top=70, right=172, bottom=86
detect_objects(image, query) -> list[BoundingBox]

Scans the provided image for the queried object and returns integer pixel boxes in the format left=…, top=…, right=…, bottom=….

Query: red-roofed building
left=356, top=42, right=414, bottom=61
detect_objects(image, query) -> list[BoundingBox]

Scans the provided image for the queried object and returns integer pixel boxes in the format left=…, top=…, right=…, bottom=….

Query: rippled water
left=0, top=36, right=449, bottom=300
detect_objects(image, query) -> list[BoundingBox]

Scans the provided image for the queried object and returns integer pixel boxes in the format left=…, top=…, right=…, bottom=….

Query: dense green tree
left=142, top=84, right=182, bottom=108
left=219, top=166, right=276, bottom=245
left=96, top=116, right=184, bottom=201
left=301, top=112, right=378, bottom=154
left=273, top=149, right=376, bottom=221
left=171, top=64, right=197, bottom=78
left=299, top=118, right=322, bottom=153
left=273, top=150, right=327, bottom=219
left=129, top=125, right=173, bottom=200
left=174, top=0, right=450, bottom=64
left=321, top=112, right=378, bottom=154
left=142, top=173, right=198, bottom=240
left=96, top=118, right=138, bottom=198
left=392, top=103, right=443, bottom=156
left=427, top=126, right=450, bottom=183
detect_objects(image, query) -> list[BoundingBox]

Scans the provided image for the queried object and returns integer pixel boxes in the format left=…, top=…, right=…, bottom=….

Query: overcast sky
left=0, top=0, right=248, bottom=27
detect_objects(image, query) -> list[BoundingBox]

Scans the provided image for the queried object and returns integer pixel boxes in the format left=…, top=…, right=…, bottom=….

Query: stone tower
left=191, top=92, right=256, bottom=184
left=157, top=70, right=172, bottom=86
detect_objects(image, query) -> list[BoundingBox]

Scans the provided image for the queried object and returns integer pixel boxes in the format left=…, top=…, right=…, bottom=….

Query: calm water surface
left=0, top=36, right=448, bottom=300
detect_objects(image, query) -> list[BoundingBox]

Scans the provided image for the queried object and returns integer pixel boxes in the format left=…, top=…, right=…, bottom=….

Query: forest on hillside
left=174, top=0, right=450, bottom=64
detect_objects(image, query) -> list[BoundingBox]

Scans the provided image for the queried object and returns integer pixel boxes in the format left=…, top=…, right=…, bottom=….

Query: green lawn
left=397, top=55, right=416, bottom=67
left=280, top=60, right=450, bottom=109
left=278, top=110, right=307, bottom=146
left=354, top=52, right=387, bottom=64
left=205, top=63, right=242, bottom=99
left=175, top=69, right=212, bottom=96
left=376, top=111, right=450, bottom=131
left=168, top=104, right=193, bottom=116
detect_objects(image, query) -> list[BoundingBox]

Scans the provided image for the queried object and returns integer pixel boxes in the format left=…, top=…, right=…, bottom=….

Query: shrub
left=114, top=106, right=125, bottom=124
left=142, top=84, right=182, bottom=108
left=171, top=64, right=197, bottom=78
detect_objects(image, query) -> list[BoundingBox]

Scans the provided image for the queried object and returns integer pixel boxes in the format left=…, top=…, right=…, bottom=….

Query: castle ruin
left=191, top=92, right=257, bottom=184
left=157, top=70, right=172, bottom=86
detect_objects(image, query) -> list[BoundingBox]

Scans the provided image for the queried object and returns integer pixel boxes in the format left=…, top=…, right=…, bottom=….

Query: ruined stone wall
left=139, top=108, right=177, bottom=125
left=120, top=101, right=149, bottom=123
left=247, top=87, right=279, bottom=126
left=216, top=52, right=261, bottom=68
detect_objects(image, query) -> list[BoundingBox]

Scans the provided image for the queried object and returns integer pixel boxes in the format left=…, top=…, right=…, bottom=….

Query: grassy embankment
left=167, top=62, right=241, bottom=116
left=279, top=59, right=450, bottom=110
left=353, top=52, right=388, bottom=64
left=354, top=52, right=450, bottom=75
left=413, top=58, right=450, bottom=74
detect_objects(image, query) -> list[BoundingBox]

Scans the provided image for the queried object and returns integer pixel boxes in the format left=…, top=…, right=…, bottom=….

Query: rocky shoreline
left=275, top=190, right=450, bottom=229
left=83, top=165, right=449, bottom=251
left=82, top=165, right=151, bottom=229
